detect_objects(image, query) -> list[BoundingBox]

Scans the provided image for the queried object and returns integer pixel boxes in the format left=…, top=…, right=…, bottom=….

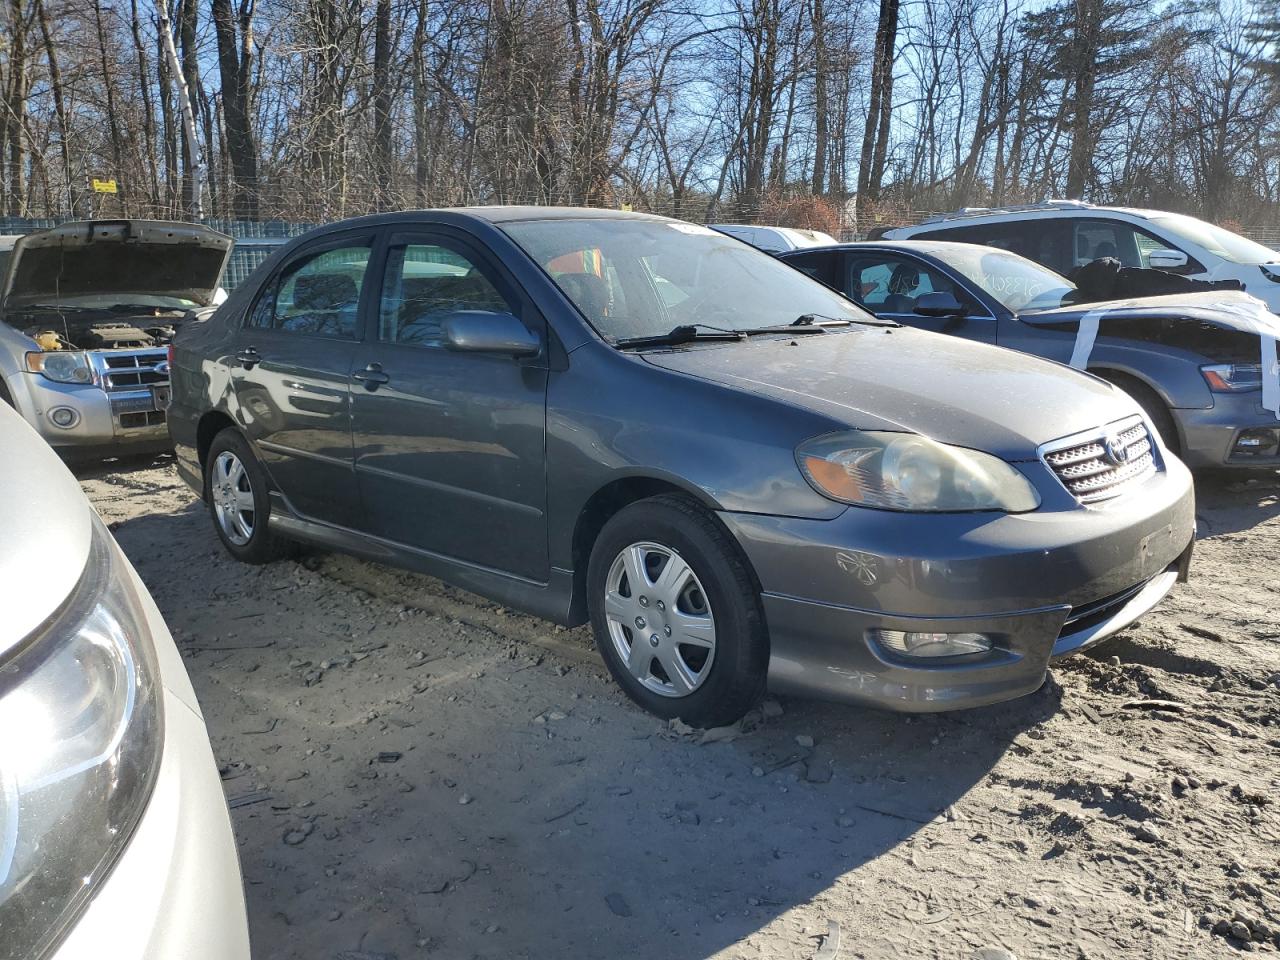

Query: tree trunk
left=809, top=0, right=827, bottom=195
left=856, top=0, right=898, bottom=221
left=212, top=0, right=261, bottom=218
left=371, top=0, right=393, bottom=209
left=1065, top=0, right=1102, bottom=199
left=36, top=0, right=75, bottom=215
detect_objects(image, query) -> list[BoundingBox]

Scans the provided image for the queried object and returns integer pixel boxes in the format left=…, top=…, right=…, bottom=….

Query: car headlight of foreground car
left=0, top=515, right=163, bottom=959
left=797, top=431, right=1040, bottom=512
left=25, top=351, right=95, bottom=385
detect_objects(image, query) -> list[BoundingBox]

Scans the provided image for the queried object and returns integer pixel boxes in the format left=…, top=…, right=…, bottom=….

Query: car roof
left=780, top=239, right=993, bottom=258
left=311, top=206, right=672, bottom=230
left=896, top=203, right=1172, bottom=231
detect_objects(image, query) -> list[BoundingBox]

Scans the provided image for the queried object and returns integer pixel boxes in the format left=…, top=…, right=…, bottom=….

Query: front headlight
left=25, top=351, right=94, bottom=384
left=0, top=515, right=163, bottom=959
left=1201, top=363, right=1262, bottom=393
left=797, top=431, right=1041, bottom=512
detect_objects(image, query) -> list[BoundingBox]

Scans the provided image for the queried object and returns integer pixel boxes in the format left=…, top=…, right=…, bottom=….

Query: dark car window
left=784, top=250, right=842, bottom=290
left=1070, top=218, right=1202, bottom=273
left=247, top=242, right=370, bottom=338
left=846, top=254, right=973, bottom=315
left=917, top=220, right=1074, bottom=275
left=378, top=242, right=515, bottom=348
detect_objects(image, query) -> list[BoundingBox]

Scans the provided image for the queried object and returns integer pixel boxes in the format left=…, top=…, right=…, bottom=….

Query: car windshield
left=1148, top=213, right=1279, bottom=266
left=938, top=245, right=1078, bottom=313
left=502, top=218, right=872, bottom=341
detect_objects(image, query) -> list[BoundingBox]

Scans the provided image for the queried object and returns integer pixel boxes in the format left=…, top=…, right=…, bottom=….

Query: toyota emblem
left=1104, top=431, right=1130, bottom=465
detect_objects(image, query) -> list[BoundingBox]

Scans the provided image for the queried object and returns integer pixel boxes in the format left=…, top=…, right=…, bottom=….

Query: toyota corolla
left=168, top=208, right=1195, bottom=726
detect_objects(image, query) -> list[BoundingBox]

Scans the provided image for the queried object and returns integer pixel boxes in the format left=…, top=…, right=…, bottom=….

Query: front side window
left=378, top=242, right=514, bottom=348
left=846, top=255, right=970, bottom=314
left=248, top=243, right=369, bottom=338
left=503, top=219, right=870, bottom=341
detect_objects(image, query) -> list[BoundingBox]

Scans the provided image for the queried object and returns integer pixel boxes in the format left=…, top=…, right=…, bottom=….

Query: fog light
left=1232, top=428, right=1278, bottom=458
left=872, top=629, right=992, bottom=658
left=48, top=406, right=79, bottom=429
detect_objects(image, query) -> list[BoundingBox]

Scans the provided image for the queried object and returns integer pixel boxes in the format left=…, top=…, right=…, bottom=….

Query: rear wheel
left=204, top=428, right=291, bottom=563
left=1099, top=371, right=1181, bottom=455
left=587, top=495, right=767, bottom=727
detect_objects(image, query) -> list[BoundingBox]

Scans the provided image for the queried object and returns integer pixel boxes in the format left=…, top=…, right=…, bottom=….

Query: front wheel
left=204, top=428, right=291, bottom=563
left=586, top=495, right=768, bottom=726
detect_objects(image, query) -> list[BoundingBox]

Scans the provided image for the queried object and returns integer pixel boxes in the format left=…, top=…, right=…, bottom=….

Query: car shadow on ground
left=68, top=449, right=177, bottom=481
left=1192, top=469, right=1280, bottom=538
left=102, top=496, right=1066, bottom=960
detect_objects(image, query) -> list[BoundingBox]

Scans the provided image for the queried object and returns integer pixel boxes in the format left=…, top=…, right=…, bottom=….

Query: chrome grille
left=1042, top=417, right=1157, bottom=503
left=91, top=351, right=169, bottom=392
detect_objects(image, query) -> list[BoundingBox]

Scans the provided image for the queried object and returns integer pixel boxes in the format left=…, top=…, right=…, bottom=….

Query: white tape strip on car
left=1067, top=296, right=1280, bottom=421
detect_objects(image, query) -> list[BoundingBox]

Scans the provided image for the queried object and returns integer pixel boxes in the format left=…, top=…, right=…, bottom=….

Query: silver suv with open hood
left=0, top=220, right=231, bottom=456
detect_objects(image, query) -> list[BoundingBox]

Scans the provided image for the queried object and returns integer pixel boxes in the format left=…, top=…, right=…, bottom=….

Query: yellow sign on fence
left=91, top=178, right=118, bottom=194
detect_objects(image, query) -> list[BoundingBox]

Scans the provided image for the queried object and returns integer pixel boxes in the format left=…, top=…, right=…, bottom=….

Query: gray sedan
left=168, top=208, right=1195, bottom=725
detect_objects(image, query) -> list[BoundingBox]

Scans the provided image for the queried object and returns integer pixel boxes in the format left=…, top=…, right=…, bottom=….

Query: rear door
left=349, top=229, right=550, bottom=581
left=228, top=231, right=376, bottom=527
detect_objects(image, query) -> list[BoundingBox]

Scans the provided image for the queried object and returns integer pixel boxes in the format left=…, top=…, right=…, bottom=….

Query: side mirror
left=914, top=291, right=967, bottom=317
left=442, top=310, right=541, bottom=357
left=1147, top=248, right=1189, bottom=270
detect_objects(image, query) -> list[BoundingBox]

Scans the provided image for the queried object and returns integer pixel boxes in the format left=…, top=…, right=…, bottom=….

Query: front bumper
left=1176, top=393, right=1280, bottom=469
left=49, top=555, right=249, bottom=960
left=720, top=462, right=1195, bottom=712
left=11, top=372, right=170, bottom=452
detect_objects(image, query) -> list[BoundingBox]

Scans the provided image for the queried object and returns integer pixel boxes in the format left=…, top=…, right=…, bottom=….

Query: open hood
left=2, top=220, right=232, bottom=309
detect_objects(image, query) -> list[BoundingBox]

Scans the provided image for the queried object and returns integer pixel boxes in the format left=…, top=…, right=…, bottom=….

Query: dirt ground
left=79, top=456, right=1279, bottom=960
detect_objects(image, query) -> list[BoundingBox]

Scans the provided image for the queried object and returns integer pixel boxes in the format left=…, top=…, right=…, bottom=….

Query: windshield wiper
left=615, top=323, right=747, bottom=349
left=18, top=303, right=96, bottom=313
left=791, top=313, right=852, bottom=326
left=106, top=303, right=188, bottom=315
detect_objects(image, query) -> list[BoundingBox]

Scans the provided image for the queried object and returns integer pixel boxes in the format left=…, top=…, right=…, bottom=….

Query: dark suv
left=169, top=208, right=1194, bottom=725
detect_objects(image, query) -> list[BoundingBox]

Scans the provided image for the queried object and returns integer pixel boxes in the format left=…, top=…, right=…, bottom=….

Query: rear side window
left=917, top=221, right=1073, bottom=275
left=378, top=242, right=515, bottom=348
left=783, top=250, right=842, bottom=290
left=247, top=242, right=370, bottom=338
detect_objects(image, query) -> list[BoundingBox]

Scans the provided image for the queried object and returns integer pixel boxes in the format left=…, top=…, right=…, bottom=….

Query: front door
left=349, top=230, right=550, bottom=582
left=229, top=233, right=375, bottom=527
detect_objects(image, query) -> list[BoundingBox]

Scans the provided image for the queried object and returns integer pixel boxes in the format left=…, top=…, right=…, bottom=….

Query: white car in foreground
left=0, top=402, right=249, bottom=959
left=884, top=201, right=1280, bottom=312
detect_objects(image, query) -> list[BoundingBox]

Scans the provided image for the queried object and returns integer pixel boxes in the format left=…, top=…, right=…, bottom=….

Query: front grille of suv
left=99, top=351, right=169, bottom=390
left=1042, top=416, right=1156, bottom=503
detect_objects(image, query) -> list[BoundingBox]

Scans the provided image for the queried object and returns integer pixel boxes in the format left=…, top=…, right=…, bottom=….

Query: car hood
left=641, top=325, right=1134, bottom=461
left=2, top=219, right=232, bottom=309
left=1020, top=290, right=1275, bottom=328
left=0, top=404, right=93, bottom=654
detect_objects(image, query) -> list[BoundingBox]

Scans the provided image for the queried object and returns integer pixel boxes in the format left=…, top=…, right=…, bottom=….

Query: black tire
left=1099, top=371, right=1181, bottom=455
left=204, top=427, right=291, bottom=564
left=586, top=494, right=768, bottom=727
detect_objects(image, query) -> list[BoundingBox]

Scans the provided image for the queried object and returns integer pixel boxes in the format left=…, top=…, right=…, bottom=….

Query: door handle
left=352, top=363, right=390, bottom=390
left=235, top=347, right=261, bottom=369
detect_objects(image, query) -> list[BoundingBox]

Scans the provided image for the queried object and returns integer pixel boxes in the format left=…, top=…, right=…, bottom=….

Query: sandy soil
left=78, top=455, right=1280, bottom=960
